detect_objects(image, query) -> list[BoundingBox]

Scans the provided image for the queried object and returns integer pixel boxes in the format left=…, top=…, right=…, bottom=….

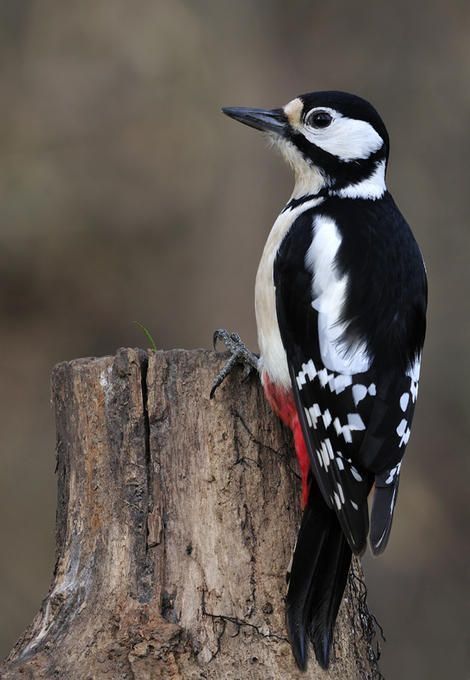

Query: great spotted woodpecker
left=211, top=91, right=427, bottom=670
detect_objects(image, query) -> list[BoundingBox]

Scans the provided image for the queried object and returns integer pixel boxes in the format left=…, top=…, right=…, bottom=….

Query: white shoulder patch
left=306, top=215, right=371, bottom=375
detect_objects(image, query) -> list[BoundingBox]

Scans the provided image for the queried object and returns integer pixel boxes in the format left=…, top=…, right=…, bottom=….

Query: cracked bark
left=1, top=348, right=381, bottom=679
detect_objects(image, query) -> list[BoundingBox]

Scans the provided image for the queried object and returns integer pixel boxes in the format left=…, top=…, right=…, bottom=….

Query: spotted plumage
left=220, top=90, right=427, bottom=670
left=274, top=193, right=425, bottom=556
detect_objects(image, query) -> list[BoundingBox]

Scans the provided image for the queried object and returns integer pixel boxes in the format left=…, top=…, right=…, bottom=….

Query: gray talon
left=210, top=329, right=259, bottom=399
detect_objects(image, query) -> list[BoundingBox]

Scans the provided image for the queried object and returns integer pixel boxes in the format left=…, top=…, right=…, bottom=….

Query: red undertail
left=262, top=373, right=311, bottom=507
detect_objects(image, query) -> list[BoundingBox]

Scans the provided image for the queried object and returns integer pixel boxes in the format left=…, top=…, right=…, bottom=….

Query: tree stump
left=1, top=349, right=381, bottom=679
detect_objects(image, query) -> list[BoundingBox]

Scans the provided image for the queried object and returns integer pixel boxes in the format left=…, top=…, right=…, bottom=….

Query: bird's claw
left=210, top=328, right=259, bottom=399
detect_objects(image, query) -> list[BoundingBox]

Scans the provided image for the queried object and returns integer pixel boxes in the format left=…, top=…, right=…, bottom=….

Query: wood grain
left=1, top=348, right=379, bottom=679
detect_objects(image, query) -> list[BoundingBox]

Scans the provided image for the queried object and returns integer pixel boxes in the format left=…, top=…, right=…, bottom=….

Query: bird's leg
left=210, top=329, right=260, bottom=399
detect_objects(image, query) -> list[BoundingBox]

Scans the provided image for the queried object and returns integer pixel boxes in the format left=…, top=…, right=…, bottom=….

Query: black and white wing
left=363, top=358, right=421, bottom=553
left=274, top=204, right=426, bottom=555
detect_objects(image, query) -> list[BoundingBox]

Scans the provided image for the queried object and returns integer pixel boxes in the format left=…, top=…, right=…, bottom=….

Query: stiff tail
left=286, top=478, right=352, bottom=670
left=370, top=468, right=401, bottom=555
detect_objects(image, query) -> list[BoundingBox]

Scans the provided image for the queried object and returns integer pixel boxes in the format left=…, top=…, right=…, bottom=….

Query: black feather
left=274, top=199, right=426, bottom=551
left=370, top=467, right=401, bottom=555
left=287, top=478, right=352, bottom=670
left=274, top=191, right=426, bottom=665
left=286, top=91, right=390, bottom=191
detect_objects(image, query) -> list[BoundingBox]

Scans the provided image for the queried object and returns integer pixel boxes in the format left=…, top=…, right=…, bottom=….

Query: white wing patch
left=306, top=215, right=371, bottom=375
left=407, top=355, right=421, bottom=403
left=297, top=359, right=372, bottom=446
left=396, top=418, right=411, bottom=447
left=296, top=358, right=353, bottom=393
left=400, top=392, right=410, bottom=411
left=393, top=355, right=421, bottom=447
left=352, top=382, right=376, bottom=406
left=385, top=462, right=401, bottom=485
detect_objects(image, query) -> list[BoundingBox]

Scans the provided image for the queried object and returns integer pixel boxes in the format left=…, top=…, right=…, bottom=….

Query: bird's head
left=223, top=91, right=389, bottom=199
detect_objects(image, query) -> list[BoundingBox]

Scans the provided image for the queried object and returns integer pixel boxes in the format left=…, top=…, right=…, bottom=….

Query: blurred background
left=0, top=1, right=469, bottom=677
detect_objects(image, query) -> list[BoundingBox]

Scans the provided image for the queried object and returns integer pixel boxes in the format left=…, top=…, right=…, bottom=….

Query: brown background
left=0, top=2, right=468, bottom=678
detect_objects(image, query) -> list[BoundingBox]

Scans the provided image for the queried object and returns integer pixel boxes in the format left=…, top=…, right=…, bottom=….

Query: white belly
left=255, top=198, right=324, bottom=388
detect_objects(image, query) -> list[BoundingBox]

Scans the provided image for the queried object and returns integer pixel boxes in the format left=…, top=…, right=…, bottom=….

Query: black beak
left=222, top=106, right=287, bottom=135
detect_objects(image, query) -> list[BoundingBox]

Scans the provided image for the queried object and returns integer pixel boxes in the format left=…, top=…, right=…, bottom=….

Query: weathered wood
left=1, top=348, right=379, bottom=679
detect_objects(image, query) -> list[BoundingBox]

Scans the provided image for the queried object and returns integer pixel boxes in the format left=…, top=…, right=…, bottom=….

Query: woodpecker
left=211, top=91, right=427, bottom=671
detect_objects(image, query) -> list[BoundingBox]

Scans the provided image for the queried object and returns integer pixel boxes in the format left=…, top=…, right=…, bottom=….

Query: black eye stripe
left=306, top=110, right=333, bottom=129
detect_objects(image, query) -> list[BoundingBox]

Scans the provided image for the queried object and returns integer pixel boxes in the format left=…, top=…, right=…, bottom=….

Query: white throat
left=270, top=135, right=327, bottom=199
left=270, top=135, right=386, bottom=202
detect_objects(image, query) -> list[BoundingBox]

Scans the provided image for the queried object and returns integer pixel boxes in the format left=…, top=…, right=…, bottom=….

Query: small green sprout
left=133, top=321, right=157, bottom=352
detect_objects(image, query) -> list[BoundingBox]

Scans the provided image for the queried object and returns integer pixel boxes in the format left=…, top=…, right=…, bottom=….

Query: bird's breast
left=255, top=197, right=324, bottom=388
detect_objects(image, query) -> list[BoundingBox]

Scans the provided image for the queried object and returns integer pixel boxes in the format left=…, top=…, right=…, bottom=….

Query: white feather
left=302, top=107, right=384, bottom=162
left=255, top=197, right=324, bottom=387
left=336, top=160, right=386, bottom=200
left=305, top=215, right=371, bottom=374
left=268, top=135, right=327, bottom=198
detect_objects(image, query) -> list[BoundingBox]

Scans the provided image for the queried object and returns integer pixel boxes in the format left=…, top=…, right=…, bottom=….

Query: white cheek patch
left=302, top=108, right=384, bottom=162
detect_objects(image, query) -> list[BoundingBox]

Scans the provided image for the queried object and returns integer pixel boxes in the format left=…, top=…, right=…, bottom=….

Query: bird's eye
left=307, top=110, right=333, bottom=129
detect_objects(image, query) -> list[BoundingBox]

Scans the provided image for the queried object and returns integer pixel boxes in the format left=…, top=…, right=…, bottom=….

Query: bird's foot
left=210, top=329, right=259, bottom=399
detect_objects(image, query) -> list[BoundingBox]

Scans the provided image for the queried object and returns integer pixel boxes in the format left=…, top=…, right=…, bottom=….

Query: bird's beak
left=222, top=107, right=287, bottom=135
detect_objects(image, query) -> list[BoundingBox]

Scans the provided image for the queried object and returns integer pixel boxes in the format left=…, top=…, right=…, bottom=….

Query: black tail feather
left=286, top=479, right=352, bottom=670
left=370, top=474, right=400, bottom=555
left=308, top=516, right=352, bottom=668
